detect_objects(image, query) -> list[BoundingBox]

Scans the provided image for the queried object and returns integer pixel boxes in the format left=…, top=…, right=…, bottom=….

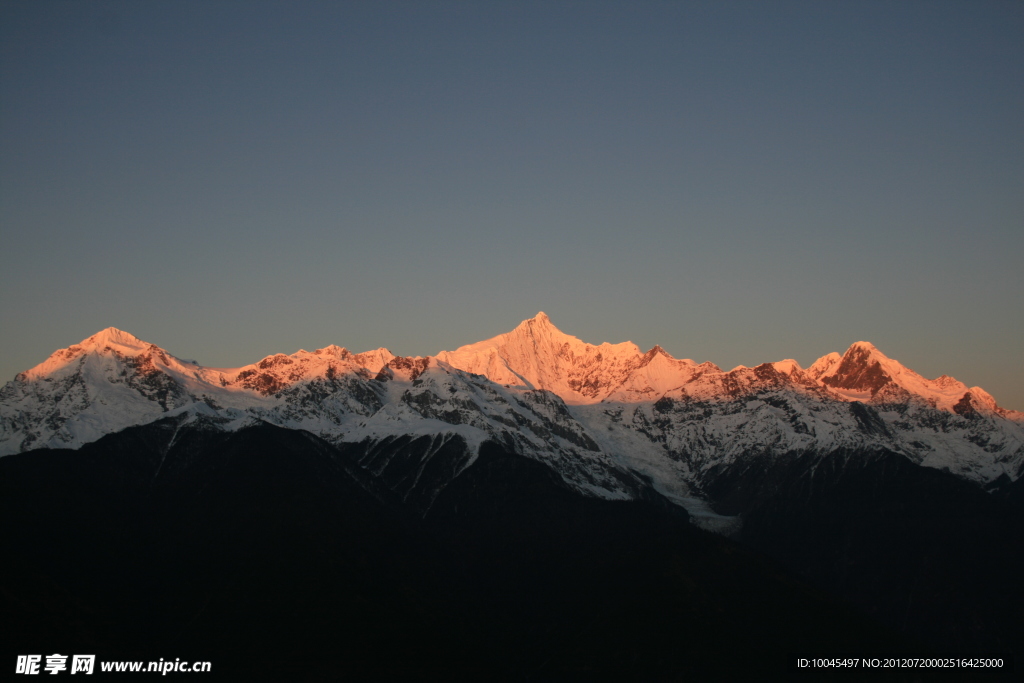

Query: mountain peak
left=772, top=359, right=804, bottom=377
left=821, top=341, right=896, bottom=395
left=817, top=342, right=979, bottom=411
left=807, top=352, right=843, bottom=380
left=514, top=311, right=557, bottom=333
left=436, top=313, right=644, bottom=402
left=848, top=340, right=880, bottom=353
left=81, top=327, right=149, bottom=350
left=17, top=327, right=156, bottom=381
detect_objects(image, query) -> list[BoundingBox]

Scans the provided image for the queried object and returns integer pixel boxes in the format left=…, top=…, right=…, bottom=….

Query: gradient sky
left=2, top=1, right=1022, bottom=409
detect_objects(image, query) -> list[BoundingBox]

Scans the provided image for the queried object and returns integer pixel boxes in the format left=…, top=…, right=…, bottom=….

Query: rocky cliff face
left=7, top=318, right=1022, bottom=675
left=3, top=315, right=1022, bottom=523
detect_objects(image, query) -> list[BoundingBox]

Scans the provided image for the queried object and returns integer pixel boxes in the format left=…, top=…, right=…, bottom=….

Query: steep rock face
left=0, top=330, right=196, bottom=453
left=0, top=327, right=648, bottom=505
left=821, top=342, right=895, bottom=396
left=436, top=312, right=650, bottom=403
left=0, top=332, right=394, bottom=454
left=5, top=326, right=1022, bottom=671
left=437, top=318, right=1024, bottom=488
left=2, top=316, right=1023, bottom=519
left=811, top=341, right=999, bottom=417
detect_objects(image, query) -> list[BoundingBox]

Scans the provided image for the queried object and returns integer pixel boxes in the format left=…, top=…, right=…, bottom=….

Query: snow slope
left=3, top=315, right=1022, bottom=517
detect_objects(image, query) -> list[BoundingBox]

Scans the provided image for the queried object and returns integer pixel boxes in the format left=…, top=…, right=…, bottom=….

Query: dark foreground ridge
left=2, top=419, right=1022, bottom=679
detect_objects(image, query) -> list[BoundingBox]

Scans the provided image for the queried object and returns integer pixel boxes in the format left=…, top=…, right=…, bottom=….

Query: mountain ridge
left=20, top=314, right=1013, bottom=414
left=5, top=315, right=1024, bottom=670
left=3, top=314, right=1022, bottom=514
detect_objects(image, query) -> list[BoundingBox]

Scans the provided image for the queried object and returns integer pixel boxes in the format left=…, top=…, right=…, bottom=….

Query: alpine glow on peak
left=2, top=315, right=1021, bottom=505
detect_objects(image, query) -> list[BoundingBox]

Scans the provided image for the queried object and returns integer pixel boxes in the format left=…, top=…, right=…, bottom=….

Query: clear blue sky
left=2, top=1, right=1022, bottom=409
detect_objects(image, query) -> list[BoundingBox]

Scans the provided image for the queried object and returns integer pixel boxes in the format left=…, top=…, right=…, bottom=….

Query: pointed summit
left=512, top=311, right=556, bottom=334
left=19, top=328, right=157, bottom=380
left=645, top=344, right=668, bottom=358
left=80, top=327, right=150, bottom=353
left=437, top=313, right=643, bottom=403
left=846, top=341, right=884, bottom=356
left=820, top=341, right=896, bottom=396
left=818, top=341, right=976, bottom=410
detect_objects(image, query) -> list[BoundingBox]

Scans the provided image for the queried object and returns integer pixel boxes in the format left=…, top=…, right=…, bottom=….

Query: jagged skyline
left=2, top=2, right=1021, bottom=409
left=12, top=312, right=1019, bottom=415
left=5, top=313, right=1021, bottom=500
left=6, top=311, right=1024, bottom=411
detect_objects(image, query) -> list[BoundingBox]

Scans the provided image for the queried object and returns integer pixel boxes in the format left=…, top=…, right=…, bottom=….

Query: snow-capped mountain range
left=3, top=313, right=1022, bottom=526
